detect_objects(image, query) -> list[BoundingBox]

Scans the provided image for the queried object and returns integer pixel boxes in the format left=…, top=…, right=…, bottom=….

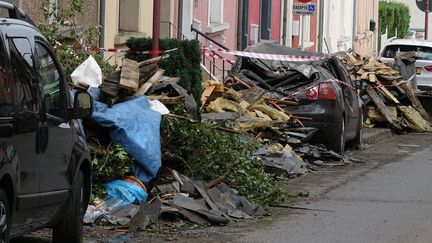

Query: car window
left=8, top=37, right=39, bottom=112
left=382, top=45, right=432, bottom=60
left=35, top=42, right=61, bottom=115
left=0, top=37, right=13, bottom=116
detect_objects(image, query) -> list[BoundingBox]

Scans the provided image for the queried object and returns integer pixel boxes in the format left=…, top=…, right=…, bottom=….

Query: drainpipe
left=152, top=0, right=161, bottom=56
left=352, top=0, right=357, bottom=45
left=318, top=0, right=324, bottom=52
left=99, top=0, right=105, bottom=47
left=178, top=0, right=183, bottom=39
left=237, top=0, right=243, bottom=50
left=282, top=0, right=288, bottom=46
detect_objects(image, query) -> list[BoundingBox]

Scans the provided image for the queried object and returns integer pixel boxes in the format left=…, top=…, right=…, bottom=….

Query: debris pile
left=84, top=169, right=265, bottom=230
left=336, top=50, right=432, bottom=132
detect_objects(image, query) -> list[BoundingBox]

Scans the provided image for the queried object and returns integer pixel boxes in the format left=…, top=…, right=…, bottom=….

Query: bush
left=126, top=38, right=202, bottom=105
left=379, top=1, right=410, bottom=39
left=160, top=113, right=285, bottom=206
left=37, top=0, right=112, bottom=79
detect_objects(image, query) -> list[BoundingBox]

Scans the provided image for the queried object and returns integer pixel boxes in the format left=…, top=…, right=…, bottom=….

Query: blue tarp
left=103, top=179, right=148, bottom=208
left=89, top=88, right=162, bottom=187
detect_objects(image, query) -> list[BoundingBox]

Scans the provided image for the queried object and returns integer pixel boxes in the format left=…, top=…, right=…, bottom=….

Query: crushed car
left=226, top=43, right=363, bottom=153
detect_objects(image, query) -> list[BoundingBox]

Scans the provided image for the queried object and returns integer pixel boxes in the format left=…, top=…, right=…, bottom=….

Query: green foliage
left=126, top=38, right=202, bottom=105
left=160, top=114, right=285, bottom=206
left=37, top=0, right=112, bottom=79
left=379, top=1, right=410, bottom=39
left=91, top=144, right=133, bottom=185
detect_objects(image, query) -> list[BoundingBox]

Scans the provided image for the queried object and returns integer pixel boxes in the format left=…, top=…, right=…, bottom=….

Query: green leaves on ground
left=161, top=114, right=285, bottom=206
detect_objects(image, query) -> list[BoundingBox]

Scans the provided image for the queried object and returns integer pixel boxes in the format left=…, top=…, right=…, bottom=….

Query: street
left=238, top=133, right=432, bottom=243
left=14, top=132, right=432, bottom=242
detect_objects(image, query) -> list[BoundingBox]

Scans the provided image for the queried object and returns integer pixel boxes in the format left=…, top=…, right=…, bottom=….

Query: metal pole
left=318, top=0, right=324, bottom=52
left=152, top=0, right=161, bottom=57
left=301, top=15, right=305, bottom=50
left=426, top=0, right=430, bottom=40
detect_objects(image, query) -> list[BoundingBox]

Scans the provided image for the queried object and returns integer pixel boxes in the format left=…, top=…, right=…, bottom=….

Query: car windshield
left=382, top=44, right=432, bottom=60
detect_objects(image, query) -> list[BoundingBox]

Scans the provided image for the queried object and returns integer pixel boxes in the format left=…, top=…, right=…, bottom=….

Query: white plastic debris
left=149, top=99, right=170, bottom=115
left=71, top=55, right=102, bottom=88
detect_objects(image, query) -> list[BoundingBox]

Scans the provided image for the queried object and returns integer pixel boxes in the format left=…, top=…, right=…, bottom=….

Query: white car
left=379, top=39, right=432, bottom=90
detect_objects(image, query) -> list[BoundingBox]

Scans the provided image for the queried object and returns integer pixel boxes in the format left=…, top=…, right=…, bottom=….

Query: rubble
left=336, top=50, right=432, bottom=132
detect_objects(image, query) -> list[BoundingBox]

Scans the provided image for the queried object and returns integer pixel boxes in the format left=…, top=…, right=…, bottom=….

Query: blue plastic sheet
left=103, top=179, right=148, bottom=208
left=89, top=88, right=162, bottom=186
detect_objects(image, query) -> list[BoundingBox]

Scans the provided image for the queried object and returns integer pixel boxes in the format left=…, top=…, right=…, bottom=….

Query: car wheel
left=52, top=170, right=84, bottom=243
left=0, top=189, right=10, bottom=243
left=327, top=117, right=345, bottom=154
left=349, top=113, right=363, bottom=149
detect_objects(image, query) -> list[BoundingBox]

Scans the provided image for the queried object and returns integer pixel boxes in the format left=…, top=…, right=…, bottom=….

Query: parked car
left=379, top=39, right=432, bottom=90
left=227, top=43, right=363, bottom=153
left=0, top=2, right=93, bottom=243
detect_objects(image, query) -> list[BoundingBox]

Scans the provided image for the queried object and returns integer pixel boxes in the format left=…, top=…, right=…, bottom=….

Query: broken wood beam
left=366, top=86, right=401, bottom=129
left=136, top=69, right=165, bottom=96
left=398, top=81, right=432, bottom=122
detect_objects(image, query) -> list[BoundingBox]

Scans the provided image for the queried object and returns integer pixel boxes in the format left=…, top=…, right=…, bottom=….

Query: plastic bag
left=71, top=55, right=102, bottom=88
left=103, top=179, right=148, bottom=209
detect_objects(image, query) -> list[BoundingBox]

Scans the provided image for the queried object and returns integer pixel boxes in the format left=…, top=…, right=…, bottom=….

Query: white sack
left=71, top=55, right=102, bottom=88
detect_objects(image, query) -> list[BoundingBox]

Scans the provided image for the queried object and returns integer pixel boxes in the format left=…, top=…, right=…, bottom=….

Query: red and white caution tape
left=282, top=79, right=356, bottom=100
left=89, top=47, right=178, bottom=55
left=201, top=46, right=329, bottom=62
left=201, top=51, right=235, bottom=63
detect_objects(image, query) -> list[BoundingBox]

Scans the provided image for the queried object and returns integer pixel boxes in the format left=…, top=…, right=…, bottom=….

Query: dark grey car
left=0, top=3, right=93, bottom=243
left=228, top=43, right=363, bottom=153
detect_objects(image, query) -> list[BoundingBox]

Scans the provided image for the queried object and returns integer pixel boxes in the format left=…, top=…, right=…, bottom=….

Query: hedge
left=379, top=1, right=410, bottom=39
left=126, top=38, right=202, bottom=104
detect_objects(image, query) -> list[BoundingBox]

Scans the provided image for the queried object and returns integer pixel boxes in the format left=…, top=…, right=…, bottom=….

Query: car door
left=327, top=57, right=359, bottom=138
left=33, top=39, right=75, bottom=211
left=5, top=32, right=45, bottom=227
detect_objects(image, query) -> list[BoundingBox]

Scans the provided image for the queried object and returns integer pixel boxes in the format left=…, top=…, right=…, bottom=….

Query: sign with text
left=293, top=3, right=316, bottom=16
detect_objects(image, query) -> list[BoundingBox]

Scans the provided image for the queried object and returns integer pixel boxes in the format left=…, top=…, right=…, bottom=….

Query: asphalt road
left=238, top=138, right=432, bottom=243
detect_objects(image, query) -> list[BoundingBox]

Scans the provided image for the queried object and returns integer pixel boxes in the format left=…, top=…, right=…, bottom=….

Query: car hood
left=241, top=43, right=326, bottom=79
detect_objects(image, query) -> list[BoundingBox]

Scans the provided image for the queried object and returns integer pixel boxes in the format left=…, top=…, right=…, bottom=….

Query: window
left=8, top=38, right=39, bottom=112
left=382, top=45, right=432, bottom=60
left=207, top=0, right=230, bottom=33
left=35, top=42, right=61, bottom=115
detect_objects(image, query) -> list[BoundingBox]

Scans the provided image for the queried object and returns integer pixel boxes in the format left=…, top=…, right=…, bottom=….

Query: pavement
left=236, top=133, right=432, bottom=243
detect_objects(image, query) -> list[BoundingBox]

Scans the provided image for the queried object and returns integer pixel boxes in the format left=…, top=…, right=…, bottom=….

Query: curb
left=362, top=127, right=394, bottom=145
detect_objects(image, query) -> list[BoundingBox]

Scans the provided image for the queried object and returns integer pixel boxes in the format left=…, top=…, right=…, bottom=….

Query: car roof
left=384, top=39, right=432, bottom=47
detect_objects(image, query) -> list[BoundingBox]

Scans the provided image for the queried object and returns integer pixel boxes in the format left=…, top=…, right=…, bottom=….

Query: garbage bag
left=71, top=55, right=103, bottom=88
left=103, top=179, right=148, bottom=209
left=90, top=89, right=162, bottom=186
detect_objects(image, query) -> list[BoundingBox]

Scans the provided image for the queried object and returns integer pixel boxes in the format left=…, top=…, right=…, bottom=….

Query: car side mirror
left=72, top=91, right=93, bottom=119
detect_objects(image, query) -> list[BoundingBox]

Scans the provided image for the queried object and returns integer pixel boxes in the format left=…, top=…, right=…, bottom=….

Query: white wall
left=396, top=0, right=431, bottom=39
left=322, top=0, right=354, bottom=53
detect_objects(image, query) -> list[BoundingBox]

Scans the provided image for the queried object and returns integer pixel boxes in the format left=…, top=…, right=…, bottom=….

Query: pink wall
left=271, top=0, right=281, bottom=42
left=192, top=0, right=238, bottom=51
left=249, top=0, right=260, bottom=26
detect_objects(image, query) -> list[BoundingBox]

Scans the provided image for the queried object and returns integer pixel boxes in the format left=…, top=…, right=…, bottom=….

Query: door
left=34, top=41, right=74, bottom=209
left=260, top=0, right=272, bottom=40
left=6, top=35, right=44, bottom=226
left=241, top=0, right=249, bottom=50
left=327, top=58, right=359, bottom=137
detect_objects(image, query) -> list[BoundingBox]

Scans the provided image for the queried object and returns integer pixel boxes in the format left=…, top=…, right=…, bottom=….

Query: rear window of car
left=382, top=44, right=432, bottom=60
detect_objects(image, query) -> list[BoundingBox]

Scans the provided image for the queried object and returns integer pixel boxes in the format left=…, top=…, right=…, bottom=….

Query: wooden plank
left=135, top=69, right=165, bottom=96
left=138, top=54, right=169, bottom=66
left=264, top=98, right=298, bottom=106
left=378, top=85, right=400, bottom=104
left=238, top=86, right=266, bottom=110
left=147, top=95, right=185, bottom=105
left=369, top=73, right=377, bottom=83
left=200, top=85, right=216, bottom=107
left=366, top=86, right=401, bottom=129
left=139, top=63, right=157, bottom=74
left=398, top=81, right=432, bottom=122
left=120, top=59, right=140, bottom=91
